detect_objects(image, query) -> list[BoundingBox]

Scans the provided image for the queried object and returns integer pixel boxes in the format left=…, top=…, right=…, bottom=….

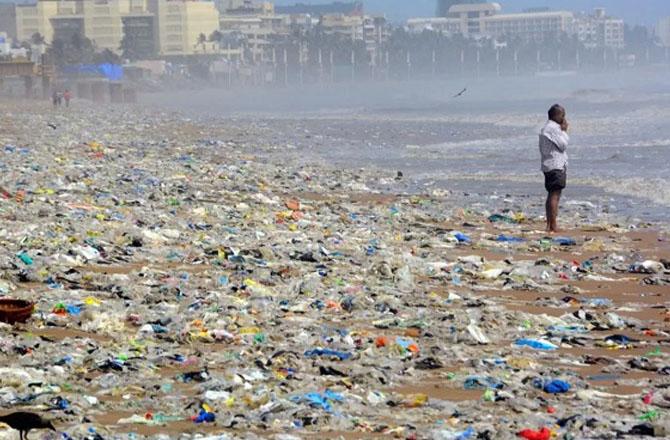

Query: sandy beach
left=0, top=97, right=668, bottom=439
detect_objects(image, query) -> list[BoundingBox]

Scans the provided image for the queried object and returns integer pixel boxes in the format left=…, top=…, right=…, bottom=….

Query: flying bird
left=453, top=88, right=467, bottom=98
left=47, top=123, right=57, bottom=130
left=0, top=412, right=57, bottom=440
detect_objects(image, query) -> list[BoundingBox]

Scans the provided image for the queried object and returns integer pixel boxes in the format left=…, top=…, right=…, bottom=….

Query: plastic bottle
left=17, top=252, right=33, bottom=265
left=514, top=339, right=558, bottom=350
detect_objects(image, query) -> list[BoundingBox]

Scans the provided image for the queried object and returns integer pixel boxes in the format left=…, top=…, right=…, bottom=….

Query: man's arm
left=545, top=126, right=569, bottom=152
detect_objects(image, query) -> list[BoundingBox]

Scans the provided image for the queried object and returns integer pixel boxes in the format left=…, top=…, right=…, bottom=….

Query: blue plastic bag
left=193, top=409, right=215, bottom=423
left=304, top=348, right=352, bottom=361
left=553, top=237, right=576, bottom=246
left=454, top=232, right=471, bottom=243
left=290, top=389, right=344, bottom=412
left=533, top=378, right=571, bottom=394
left=464, top=376, right=503, bottom=390
left=497, top=235, right=525, bottom=243
left=515, top=339, right=558, bottom=350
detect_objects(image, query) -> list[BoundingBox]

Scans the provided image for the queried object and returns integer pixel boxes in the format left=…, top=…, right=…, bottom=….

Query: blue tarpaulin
left=62, top=64, right=123, bottom=81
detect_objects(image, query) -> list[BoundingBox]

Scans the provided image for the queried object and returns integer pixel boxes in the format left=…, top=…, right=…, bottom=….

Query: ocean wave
left=417, top=135, right=529, bottom=151
left=573, top=177, right=670, bottom=207
left=574, top=138, right=670, bottom=149
left=412, top=171, right=670, bottom=208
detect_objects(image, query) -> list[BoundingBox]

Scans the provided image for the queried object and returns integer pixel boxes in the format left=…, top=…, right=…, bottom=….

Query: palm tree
left=93, top=48, right=122, bottom=65
left=209, top=30, right=223, bottom=43
left=30, top=33, right=46, bottom=46
left=197, top=33, right=207, bottom=53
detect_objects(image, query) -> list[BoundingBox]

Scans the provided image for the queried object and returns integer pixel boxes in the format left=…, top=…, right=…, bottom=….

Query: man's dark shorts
left=544, top=169, right=567, bottom=192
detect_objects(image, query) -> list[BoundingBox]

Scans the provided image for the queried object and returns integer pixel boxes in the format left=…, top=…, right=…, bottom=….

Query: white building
left=408, top=3, right=573, bottom=41
left=483, top=11, right=574, bottom=42
left=575, top=8, right=624, bottom=49
left=219, top=12, right=285, bottom=62
left=0, top=32, right=11, bottom=56
left=319, top=13, right=388, bottom=59
left=407, top=3, right=623, bottom=49
left=447, top=2, right=500, bottom=36
left=451, top=3, right=575, bottom=41
left=320, top=14, right=365, bottom=42
left=363, top=16, right=389, bottom=59
left=406, top=17, right=461, bottom=34
left=657, top=17, right=670, bottom=47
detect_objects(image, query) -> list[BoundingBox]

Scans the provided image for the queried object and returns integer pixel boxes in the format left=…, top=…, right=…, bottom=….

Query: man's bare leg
left=546, top=190, right=562, bottom=233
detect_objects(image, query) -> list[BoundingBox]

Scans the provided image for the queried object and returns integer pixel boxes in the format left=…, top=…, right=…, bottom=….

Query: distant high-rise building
left=414, top=3, right=624, bottom=49
left=436, top=0, right=481, bottom=18
left=15, top=1, right=59, bottom=44
left=575, top=8, right=624, bottom=49
left=275, top=2, right=363, bottom=17
left=0, top=4, right=17, bottom=40
left=657, top=17, right=670, bottom=47
left=149, top=0, right=220, bottom=56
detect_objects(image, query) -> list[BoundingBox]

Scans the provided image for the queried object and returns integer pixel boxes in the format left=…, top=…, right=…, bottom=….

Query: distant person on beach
left=539, top=104, right=569, bottom=233
left=63, top=89, right=72, bottom=107
left=52, top=90, right=59, bottom=108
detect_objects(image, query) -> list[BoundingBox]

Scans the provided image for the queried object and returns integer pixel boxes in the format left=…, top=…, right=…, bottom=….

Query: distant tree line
left=43, top=33, right=122, bottom=67
left=22, top=21, right=669, bottom=81
left=259, top=24, right=667, bottom=83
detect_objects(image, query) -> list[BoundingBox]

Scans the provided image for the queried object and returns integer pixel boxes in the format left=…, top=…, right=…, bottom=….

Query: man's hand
left=561, top=120, right=569, bottom=132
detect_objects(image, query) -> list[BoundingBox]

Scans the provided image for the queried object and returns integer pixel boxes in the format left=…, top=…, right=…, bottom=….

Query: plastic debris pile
left=0, top=103, right=668, bottom=439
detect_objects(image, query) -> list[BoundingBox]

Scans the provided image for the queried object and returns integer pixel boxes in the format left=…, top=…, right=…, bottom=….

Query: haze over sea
left=145, top=67, right=670, bottom=223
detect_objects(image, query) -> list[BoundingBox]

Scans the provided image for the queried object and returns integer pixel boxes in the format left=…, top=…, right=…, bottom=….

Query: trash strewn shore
left=0, top=101, right=668, bottom=439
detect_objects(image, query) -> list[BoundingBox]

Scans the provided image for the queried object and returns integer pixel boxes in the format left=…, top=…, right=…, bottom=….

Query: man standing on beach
left=539, top=104, right=569, bottom=233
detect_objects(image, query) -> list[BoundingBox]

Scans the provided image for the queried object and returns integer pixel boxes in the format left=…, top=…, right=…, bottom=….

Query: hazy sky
left=273, top=0, right=670, bottom=26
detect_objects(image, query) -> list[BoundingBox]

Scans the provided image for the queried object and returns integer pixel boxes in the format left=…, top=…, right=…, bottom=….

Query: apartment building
left=406, top=17, right=462, bottom=34
left=318, top=13, right=388, bottom=59
left=16, top=0, right=139, bottom=50
left=13, top=0, right=220, bottom=56
left=658, top=17, right=670, bottom=47
left=446, top=3, right=575, bottom=41
left=0, top=32, right=11, bottom=56
left=219, top=1, right=283, bottom=62
left=408, top=3, right=572, bottom=42
left=483, top=10, right=574, bottom=42
left=320, top=14, right=364, bottom=42
left=274, top=1, right=362, bottom=16
left=0, top=5, right=17, bottom=40
left=149, top=0, right=220, bottom=55
left=15, top=0, right=59, bottom=43
left=409, top=3, right=622, bottom=48
left=363, top=16, right=389, bottom=59
left=436, top=0, right=482, bottom=18
left=446, top=2, right=500, bottom=36
left=575, top=8, right=624, bottom=49
left=121, top=10, right=156, bottom=58
left=48, top=0, right=126, bottom=51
